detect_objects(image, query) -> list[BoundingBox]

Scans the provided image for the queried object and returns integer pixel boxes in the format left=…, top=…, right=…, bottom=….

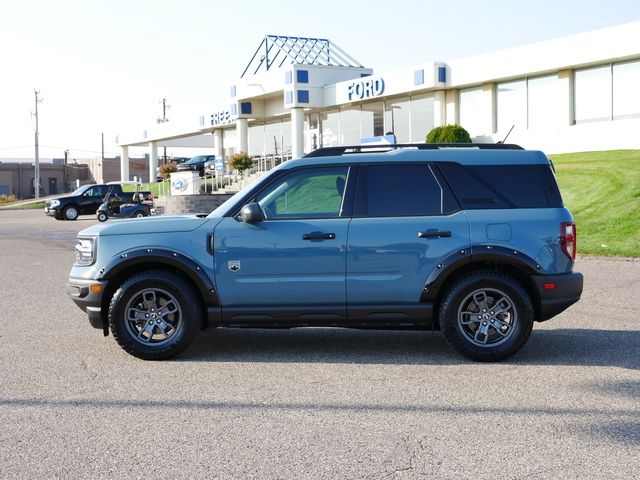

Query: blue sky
left=1, top=0, right=639, bottom=159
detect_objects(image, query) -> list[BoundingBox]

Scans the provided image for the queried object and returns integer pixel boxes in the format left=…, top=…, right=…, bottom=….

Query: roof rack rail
left=303, top=143, right=524, bottom=158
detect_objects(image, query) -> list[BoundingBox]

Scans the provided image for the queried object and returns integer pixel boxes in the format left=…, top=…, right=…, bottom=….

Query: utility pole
left=158, top=97, right=169, bottom=164
left=33, top=89, right=42, bottom=198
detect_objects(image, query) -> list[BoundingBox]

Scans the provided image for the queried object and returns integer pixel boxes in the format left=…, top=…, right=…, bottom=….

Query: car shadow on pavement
left=182, top=327, right=640, bottom=369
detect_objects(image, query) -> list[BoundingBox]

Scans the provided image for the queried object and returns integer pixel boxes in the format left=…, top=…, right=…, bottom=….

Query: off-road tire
left=108, top=270, right=201, bottom=360
left=439, top=270, right=534, bottom=362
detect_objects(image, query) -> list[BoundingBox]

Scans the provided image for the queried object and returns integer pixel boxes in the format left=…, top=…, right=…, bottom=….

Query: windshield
left=186, top=156, right=206, bottom=164
left=69, top=184, right=93, bottom=196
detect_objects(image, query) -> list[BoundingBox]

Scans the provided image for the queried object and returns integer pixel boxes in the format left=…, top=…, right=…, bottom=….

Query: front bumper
left=532, top=272, right=583, bottom=321
left=67, top=277, right=108, bottom=330
left=44, top=206, right=60, bottom=217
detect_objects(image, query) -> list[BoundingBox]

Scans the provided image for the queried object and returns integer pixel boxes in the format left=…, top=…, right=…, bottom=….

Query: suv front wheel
left=108, top=271, right=201, bottom=360
left=439, top=271, right=534, bottom=362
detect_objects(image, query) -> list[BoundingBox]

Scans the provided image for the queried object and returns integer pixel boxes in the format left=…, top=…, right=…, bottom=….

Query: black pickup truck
left=44, top=183, right=153, bottom=220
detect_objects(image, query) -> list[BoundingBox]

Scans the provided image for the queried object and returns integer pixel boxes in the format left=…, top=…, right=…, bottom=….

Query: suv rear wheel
left=108, top=271, right=201, bottom=360
left=439, top=271, right=533, bottom=362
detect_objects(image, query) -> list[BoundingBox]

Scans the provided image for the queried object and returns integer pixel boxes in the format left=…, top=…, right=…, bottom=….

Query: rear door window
left=438, top=163, right=550, bottom=209
left=354, top=164, right=456, bottom=217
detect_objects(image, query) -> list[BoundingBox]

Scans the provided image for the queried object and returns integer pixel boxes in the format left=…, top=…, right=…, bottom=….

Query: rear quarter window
left=438, top=162, right=551, bottom=209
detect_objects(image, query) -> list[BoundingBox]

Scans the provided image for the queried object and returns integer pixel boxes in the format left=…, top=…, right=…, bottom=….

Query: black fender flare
left=97, top=247, right=219, bottom=306
left=420, top=245, right=541, bottom=303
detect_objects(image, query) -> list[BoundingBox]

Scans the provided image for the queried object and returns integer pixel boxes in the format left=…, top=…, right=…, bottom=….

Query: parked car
left=67, top=143, right=583, bottom=361
left=156, top=157, right=189, bottom=181
left=175, top=155, right=216, bottom=176
left=44, top=183, right=153, bottom=220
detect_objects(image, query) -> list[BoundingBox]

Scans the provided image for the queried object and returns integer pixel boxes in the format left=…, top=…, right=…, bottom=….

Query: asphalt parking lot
left=0, top=209, right=638, bottom=479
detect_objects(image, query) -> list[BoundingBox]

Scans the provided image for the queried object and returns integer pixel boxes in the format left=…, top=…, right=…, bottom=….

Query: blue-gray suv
left=67, top=144, right=583, bottom=361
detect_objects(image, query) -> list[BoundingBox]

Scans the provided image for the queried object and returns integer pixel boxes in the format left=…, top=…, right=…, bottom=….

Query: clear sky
left=1, top=0, right=639, bottom=160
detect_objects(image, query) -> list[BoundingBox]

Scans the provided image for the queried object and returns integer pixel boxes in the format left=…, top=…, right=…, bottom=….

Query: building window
left=240, top=102, right=252, bottom=115
left=339, top=107, right=361, bottom=145
left=361, top=102, right=384, bottom=138
left=410, top=94, right=434, bottom=142
left=459, top=87, right=489, bottom=136
left=285, top=71, right=293, bottom=84
left=575, top=65, right=611, bottom=123
left=285, top=91, right=293, bottom=105
left=248, top=123, right=264, bottom=156
left=613, top=60, right=640, bottom=120
left=230, top=104, right=238, bottom=116
left=296, top=70, right=309, bottom=83
left=320, top=110, right=340, bottom=147
left=230, top=85, right=236, bottom=97
left=222, top=128, right=236, bottom=159
left=528, top=74, right=560, bottom=129
left=414, top=69, right=424, bottom=86
left=438, top=66, right=447, bottom=83
left=384, top=98, right=410, bottom=143
left=297, top=90, right=310, bottom=104
left=497, top=80, right=527, bottom=133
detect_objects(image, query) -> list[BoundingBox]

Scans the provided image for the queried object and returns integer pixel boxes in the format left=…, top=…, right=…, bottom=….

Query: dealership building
left=116, top=21, right=640, bottom=182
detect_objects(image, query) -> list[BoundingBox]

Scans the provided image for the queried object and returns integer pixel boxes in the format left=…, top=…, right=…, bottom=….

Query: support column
left=149, top=141, right=158, bottom=183
left=236, top=118, right=248, bottom=154
left=445, top=90, right=459, bottom=126
left=483, top=82, right=497, bottom=135
left=214, top=130, right=223, bottom=159
left=434, top=91, right=446, bottom=128
left=558, top=69, right=575, bottom=126
left=291, top=107, right=304, bottom=159
left=120, top=146, right=129, bottom=181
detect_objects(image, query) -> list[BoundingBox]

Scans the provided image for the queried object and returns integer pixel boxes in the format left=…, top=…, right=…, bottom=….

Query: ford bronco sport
left=67, top=144, right=583, bottom=361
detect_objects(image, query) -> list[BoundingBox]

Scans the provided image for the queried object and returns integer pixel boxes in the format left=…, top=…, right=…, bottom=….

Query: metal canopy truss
left=241, top=35, right=364, bottom=78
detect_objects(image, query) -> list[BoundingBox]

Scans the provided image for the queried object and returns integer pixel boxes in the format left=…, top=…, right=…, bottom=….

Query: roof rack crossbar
left=303, top=143, right=525, bottom=158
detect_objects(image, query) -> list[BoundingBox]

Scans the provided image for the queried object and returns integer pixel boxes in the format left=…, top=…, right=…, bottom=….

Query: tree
left=158, top=163, right=177, bottom=180
left=426, top=124, right=472, bottom=143
left=229, top=152, right=254, bottom=174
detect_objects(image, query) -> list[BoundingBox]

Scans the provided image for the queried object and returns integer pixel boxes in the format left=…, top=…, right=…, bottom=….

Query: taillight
left=561, top=222, right=576, bottom=261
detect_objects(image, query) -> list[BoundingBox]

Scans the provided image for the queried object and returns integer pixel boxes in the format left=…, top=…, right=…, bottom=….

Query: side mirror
left=240, top=203, right=265, bottom=223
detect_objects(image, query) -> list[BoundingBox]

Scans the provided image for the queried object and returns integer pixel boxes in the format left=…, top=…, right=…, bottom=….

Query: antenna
left=498, top=125, right=515, bottom=144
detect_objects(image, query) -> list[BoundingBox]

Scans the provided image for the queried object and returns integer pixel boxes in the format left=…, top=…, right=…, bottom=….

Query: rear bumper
left=67, top=277, right=108, bottom=330
left=532, top=272, right=583, bottom=321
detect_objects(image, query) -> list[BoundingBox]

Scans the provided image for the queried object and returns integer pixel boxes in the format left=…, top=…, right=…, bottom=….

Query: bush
left=426, top=124, right=472, bottom=143
left=0, top=194, right=17, bottom=205
left=229, top=152, right=254, bottom=174
left=158, top=163, right=177, bottom=180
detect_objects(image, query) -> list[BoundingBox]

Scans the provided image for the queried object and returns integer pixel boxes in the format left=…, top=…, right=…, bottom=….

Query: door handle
left=418, top=230, right=452, bottom=238
left=302, top=232, right=336, bottom=240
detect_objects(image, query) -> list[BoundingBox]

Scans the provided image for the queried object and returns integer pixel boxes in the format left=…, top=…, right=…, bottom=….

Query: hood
left=78, top=215, right=221, bottom=236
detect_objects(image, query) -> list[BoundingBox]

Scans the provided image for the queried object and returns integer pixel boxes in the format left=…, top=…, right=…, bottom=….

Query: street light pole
left=158, top=97, right=170, bottom=164
left=33, top=89, right=41, bottom=198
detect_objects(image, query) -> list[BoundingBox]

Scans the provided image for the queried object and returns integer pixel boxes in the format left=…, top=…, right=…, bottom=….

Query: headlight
left=50, top=199, right=60, bottom=207
left=75, top=237, right=96, bottom=266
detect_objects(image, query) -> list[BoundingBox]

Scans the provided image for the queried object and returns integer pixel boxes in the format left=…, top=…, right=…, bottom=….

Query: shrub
left=0, top=194, right=17, bottom=205
left=158, top=163, right=177, bottom=179
left=229, top=152, right=254, bottom=174
left=426, top=124, right=471, bottom=143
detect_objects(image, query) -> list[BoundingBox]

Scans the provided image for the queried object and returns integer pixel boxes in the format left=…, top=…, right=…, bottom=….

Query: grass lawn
left=550, top=149, right=640, bottom=257
left=2, top=201, right=46, bottom=210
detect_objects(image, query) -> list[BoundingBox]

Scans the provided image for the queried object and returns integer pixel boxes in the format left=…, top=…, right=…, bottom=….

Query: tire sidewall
left=97, top=212, right=108, bottom=222
left=440, top=272, right=533, bottom=361
left=109, top=272, right=200, bottom=360
left=64, top=205, right=78, bottom=220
